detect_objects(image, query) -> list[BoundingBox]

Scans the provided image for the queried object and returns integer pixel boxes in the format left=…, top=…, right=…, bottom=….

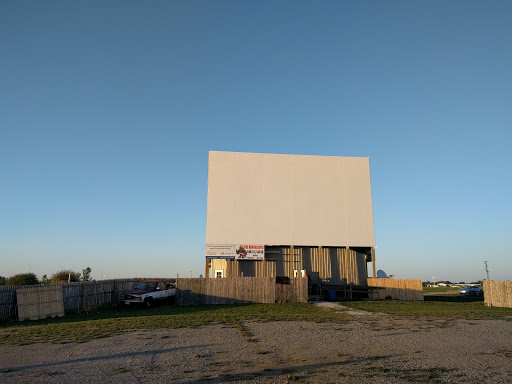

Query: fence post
left=82, top=282, right=87, bottom=311
left=113, top=279, right=117, bottom=305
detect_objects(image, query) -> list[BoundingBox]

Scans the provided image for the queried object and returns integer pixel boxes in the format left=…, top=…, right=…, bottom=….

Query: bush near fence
left=483, top=280, right=512, bottom=308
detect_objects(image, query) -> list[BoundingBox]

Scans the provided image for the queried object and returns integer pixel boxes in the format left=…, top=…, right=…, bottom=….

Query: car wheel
left=144, top=298, right=153, bottom=309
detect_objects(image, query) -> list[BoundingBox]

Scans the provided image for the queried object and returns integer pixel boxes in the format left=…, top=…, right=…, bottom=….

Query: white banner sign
left=206, top=244, right=236, bottom=259
left=206, top=244, right=264, bottom=260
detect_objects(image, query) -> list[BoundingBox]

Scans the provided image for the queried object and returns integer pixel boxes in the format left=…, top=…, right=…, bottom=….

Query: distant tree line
left=0, top=267, right=93, bottom=287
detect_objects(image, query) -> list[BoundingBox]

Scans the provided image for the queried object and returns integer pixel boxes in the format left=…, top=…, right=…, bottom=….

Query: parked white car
left=458, top=286, right=483, bottom=296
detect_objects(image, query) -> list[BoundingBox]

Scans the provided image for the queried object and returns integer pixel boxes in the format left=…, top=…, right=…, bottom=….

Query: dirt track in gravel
left=1, top=310, right=511, bottom=384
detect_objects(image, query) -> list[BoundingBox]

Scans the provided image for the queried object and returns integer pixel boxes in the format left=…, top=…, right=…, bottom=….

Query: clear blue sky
left=1, top=1, right=510, bottom=283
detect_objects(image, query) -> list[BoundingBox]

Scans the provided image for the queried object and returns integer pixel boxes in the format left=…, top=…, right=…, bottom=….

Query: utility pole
left=484, top=261, right=490, bottom=281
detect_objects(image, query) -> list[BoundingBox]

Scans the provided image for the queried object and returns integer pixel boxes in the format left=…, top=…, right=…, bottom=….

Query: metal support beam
left=318, top=245, right=323, bottom=281
left=289, top=245, right=294, bottom=278
left=371, top=246, right=376, bottom=278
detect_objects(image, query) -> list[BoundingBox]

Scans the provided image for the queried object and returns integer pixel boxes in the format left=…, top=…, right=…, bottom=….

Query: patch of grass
left=478, top=349, right=512, bottom=358
left=234, top=320, right=256, bottom=342
left=0, top=303, right=348, bottom=345
left=343, top=296, right=512, bottom=319
left=218, top=372, right=261, bottom=382
left=370, top=355, right=390, bottom=361
left=36, top=371, right=64, bottom=377
left=113, top=366, right=130, bottom=373
left=145, top=364, right=162, bottom=372
left=423, top=287, right=460, bottom=292
left=496, top=348, right=512, bottom=358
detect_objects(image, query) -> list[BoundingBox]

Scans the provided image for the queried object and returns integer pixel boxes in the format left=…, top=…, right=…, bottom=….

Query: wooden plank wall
left=16, top=285, right=65, bottom=321
left=176, top=277, right=308, bottom=306
left=208, top=246, right=367, bottom=285
left=483, top=280, right=512, bottom=308
left=367, top=278, right=424, bottom=301
left=303, top=247, right=367, bottom=285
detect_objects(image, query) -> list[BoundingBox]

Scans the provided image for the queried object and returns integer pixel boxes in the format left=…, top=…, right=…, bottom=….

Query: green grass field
left=422, top=286, right=460, bottom=292
left=0, top=303, right=348, bottom=345
left=1, top=297, right=510, bottom=346
left=343, top=295, right=512, bottom=319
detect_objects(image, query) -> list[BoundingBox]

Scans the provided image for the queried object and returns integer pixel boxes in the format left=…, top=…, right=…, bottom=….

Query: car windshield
left=135, top=282, right=157, bottom=290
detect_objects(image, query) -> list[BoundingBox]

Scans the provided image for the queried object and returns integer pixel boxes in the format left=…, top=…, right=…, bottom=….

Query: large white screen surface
left=206, top=151, right=375, bottom=247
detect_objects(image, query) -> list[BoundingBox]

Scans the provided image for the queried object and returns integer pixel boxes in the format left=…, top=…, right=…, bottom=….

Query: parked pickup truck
left=121, top=280, right=176, bottom=308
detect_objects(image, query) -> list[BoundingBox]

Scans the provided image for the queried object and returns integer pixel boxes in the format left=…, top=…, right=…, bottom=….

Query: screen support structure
left=371, top=247, right=376, bottom=278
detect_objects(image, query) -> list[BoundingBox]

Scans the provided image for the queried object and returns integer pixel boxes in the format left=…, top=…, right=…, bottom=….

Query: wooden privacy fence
left=17, top=286, right=65, bottom=321
left=1, top=285, right=45, bottom=321
left=0, top=279, right=143, bottom=321
left=483, top=280, right=512, bottom=308
left=62, top=279, right=141, bottom=311
left=176, top=277, right=308, bottom=306
left=2, top=277, right=306, bottom=321
left=367, top=278, right=424, bottom=301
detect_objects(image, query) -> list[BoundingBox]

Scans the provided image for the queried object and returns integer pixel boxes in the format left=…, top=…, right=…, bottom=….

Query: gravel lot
left=1, top=313, right=511, bottom=383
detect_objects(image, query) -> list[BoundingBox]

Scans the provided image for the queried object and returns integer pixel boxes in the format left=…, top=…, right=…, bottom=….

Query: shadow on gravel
left=3, top=344, right=211, bottom=372
left=425, top=295, right=484, bottom=303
